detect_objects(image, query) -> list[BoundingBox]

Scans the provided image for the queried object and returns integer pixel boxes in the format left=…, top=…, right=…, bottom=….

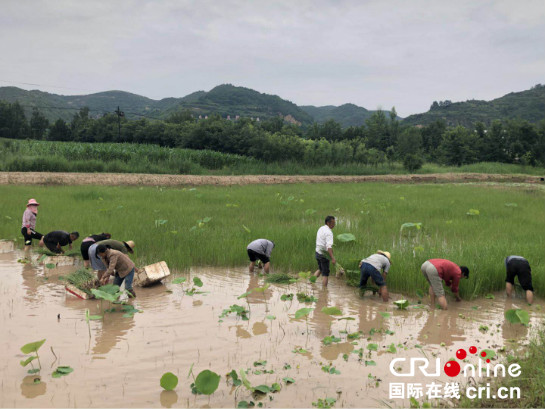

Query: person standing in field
left=505, top=255, right=533, bottom=304
left=80, top=233, right=112, bottom=267
left=21, top=199, right=43, bottom=254
left=40, top=230, right=79, bottom=254
left=247, top=239, right=274, bottom=274
left=314, top=215, right=336, bottom=287
left=421, top=258, right=469, bottom=310
left=97, top=244, right=136, bottom=298
left=359, top=250, right=391, bottom=302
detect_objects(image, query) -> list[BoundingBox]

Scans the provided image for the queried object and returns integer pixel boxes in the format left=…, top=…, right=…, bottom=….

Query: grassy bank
left=2, top=138, right=545, bottom=175
left=1, top=182, right=544, bottom=298
left=459, top=328, right=545, bottom=408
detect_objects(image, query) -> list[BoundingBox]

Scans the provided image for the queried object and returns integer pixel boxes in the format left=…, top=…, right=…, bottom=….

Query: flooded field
left=1, top=249, right=542, bottom=408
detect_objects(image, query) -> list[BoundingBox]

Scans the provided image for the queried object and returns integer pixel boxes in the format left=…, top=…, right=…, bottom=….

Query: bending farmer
left=81, top=233, right=112, bottom=267
left=97, top=244, right=136, bottom=298
left=359, top=250, right=391, bottom=302
left=247, top=239, right=275, bottom=274
left=41, top=230, right=79, bottom=254
left=314, top=215, right=336, bottom=287
left=88, top=239, right=135, bottom=280
left=421, top=258, right=469, bottom=310
left=505, top=255, right=533, bottom=305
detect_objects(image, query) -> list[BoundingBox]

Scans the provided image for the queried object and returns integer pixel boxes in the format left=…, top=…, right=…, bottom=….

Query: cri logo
left=390, top=346, right=495, bottom=377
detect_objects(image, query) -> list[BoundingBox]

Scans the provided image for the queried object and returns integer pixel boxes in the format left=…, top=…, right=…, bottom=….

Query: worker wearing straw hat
left=21, top=198, right=43, bottom=254
left=359, top=250, right=391, bottom=302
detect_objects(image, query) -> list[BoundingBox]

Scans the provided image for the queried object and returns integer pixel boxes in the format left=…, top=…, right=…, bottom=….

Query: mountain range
left=0, top=83, right=543, bottom=128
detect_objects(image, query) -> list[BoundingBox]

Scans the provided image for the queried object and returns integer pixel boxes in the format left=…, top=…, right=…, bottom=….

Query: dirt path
left=0, top=171, right=544, bottom=186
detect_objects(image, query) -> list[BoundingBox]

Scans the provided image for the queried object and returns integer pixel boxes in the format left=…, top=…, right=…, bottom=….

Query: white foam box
left=0, top=241, right=14, bottom=253
left=136, top=261, right=170, bottom=287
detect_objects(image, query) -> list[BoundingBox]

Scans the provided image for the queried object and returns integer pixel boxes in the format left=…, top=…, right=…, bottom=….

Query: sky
left=1, top=0, right=544, bottom=117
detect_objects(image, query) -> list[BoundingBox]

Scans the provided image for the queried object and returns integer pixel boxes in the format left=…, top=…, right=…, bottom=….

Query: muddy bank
left=1, top=249, right=542, bottom=408
left=0, top=171, right=543, bottom=187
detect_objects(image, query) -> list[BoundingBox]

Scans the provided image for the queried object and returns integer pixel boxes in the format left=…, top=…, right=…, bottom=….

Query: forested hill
left=0, top=84, right=314, bottom=125
left=403, top=84, right=545, bottom=127
left=1, top=83, right=544, bottom=127
left=300, top=103, right=385, bottom=127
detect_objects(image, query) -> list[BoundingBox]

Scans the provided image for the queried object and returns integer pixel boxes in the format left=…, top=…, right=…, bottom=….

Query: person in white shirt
left=359, top=250, right=391, bottom=302
left=314, top=216, right=336, bottom=287
left=247, top=239, right=275, bottom=274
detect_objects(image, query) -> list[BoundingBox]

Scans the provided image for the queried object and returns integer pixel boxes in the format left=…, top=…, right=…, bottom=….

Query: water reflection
left=252, top=321, right=268, bottom=336
left=20, top=376, right=46, bottom=399
left=160, top=390, right=178, bottom=408
left=232, top=324, right=251, bottom=339
left=91, top=314, right=136, bottom=355
left=311, top=289, right=333, bottom=339
left=501, top=298, right=529, bottom=342
left=245, top=273, right=272, bottom=305
left=417, top=309, right=464, bottom=347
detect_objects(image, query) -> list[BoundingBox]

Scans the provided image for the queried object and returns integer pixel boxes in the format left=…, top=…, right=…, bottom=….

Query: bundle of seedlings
left=64, top=268, right=99, bottom=297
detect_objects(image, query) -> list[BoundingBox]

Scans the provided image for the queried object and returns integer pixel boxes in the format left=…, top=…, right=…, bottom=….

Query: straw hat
left=27, top=198, right=40, bottom=206
left=124, top=240, right=135, bottom=253
left=377, top=250, right=391, bottom=262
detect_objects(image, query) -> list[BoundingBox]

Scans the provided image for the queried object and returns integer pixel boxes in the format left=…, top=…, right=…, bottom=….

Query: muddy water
left=1, top=250, right=543, bottom=408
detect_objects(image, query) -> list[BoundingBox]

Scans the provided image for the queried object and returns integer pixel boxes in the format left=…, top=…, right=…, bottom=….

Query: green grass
left=1, top=182, right=544, bottom=298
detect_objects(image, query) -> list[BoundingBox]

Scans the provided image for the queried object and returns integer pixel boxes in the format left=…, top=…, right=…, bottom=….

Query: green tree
left=48, top=119, right=72, bottom=141
left=439, top=126, right=478, bottom=166
left=30, top=108, right=49, bottom=139
left=166, top=110, right=194, bottom=124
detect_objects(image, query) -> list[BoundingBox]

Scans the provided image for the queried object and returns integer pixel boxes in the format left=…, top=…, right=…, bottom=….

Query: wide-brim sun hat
left=377, top=250, right=391, bottom=262
left=27, top=198, right=40, bottom=206
left=124, top=240, right=135, bottom=253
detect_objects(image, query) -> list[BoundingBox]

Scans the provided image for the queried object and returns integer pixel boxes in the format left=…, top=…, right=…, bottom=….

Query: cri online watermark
left=388, top=346, right=521, bottom=400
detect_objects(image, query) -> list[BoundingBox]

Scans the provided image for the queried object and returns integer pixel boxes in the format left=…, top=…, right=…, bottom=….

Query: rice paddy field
left=1, top=181, right=544, bottom=299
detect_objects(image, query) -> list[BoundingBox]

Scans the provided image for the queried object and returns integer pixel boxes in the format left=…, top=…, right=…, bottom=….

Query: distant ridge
left=402, top=84, right=545, bottom=127
left=0, top=83, right=543, bottom=127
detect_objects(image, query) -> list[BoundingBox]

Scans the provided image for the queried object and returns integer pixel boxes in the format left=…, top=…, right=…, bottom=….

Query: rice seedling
left=2, top=181, right=544, bottom=298
left=64, top=268, right=98, bottom=296
left=265, top=273, right=292, bottom=284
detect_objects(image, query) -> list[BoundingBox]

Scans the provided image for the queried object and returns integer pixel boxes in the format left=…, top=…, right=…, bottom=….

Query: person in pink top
left=421, top=258, right=469, bottom=310
left=21, top=198, right=43, bottom=254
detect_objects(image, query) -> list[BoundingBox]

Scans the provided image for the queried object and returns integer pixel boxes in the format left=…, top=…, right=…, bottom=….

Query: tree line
left=1, top=101, right=545, bottom=171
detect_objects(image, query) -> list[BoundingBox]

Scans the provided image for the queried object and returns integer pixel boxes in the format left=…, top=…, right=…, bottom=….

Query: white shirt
left=361, top=254, right=391, bottom=274
left=315, top=225, right=334, bottom=254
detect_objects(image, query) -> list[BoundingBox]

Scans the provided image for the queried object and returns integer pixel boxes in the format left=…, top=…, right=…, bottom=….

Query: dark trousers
left=21, top=227, right=43, bottom=246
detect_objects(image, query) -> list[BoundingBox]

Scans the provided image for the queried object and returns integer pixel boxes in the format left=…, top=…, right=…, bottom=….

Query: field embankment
left=1, top=171, right=544, bottom=186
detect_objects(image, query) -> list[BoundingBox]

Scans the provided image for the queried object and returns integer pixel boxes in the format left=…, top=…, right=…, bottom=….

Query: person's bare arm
left=327, top=248, right=336, bottom=264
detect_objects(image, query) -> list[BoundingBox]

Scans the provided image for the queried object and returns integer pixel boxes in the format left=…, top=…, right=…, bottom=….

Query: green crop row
left=1, top=182, right=544, bottom=299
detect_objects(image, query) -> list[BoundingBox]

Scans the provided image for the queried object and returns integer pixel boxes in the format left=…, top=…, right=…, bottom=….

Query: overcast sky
left=1, top=0, right=544, bottom=117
